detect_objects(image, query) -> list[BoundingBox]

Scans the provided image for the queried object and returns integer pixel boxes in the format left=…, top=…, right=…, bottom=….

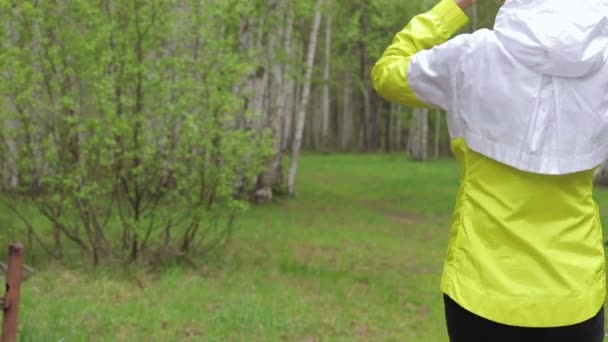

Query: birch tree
left=254, top=0, right=290, bottom=201
left=321, top=12, right=332, bottom=151
left=287, top=0, right=324, bottom=195
left=407, top=109, right=429, bottom=161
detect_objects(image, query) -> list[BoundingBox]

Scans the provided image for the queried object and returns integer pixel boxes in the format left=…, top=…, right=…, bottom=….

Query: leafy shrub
left=0, top=0, right=271, bottom=264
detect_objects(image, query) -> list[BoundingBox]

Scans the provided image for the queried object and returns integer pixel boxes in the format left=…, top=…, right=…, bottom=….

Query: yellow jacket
left=372, top=0, right=606, bottom=328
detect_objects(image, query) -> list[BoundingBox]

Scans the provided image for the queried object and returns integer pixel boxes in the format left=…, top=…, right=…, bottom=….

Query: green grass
left=8, top=154, right=608, bottom=341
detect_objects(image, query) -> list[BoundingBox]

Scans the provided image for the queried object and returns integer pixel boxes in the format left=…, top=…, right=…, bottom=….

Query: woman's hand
left=455, top=0, right=475, bottom=10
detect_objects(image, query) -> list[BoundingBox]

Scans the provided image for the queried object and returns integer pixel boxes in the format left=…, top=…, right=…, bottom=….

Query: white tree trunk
left=254, top=0, right=287, bottom=201
left=434, top=110, right=441, bottom=159
left=285, top=40, right=304, bottom=152
left=321, top=13, right=332, bottom=151
left=407, top=108, right=429, bottom=161
left=287, top=0, right=323, bottom=195
left=280, top=8, right=295, bottom=152
left=359, top=80, right=372, bottom=151
left=281, top=79, right=295, bottom=151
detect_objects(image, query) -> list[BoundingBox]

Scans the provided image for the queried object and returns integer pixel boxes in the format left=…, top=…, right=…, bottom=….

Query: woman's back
left=371, top=0, right=608, bottom=338
left=444, top=138, right=605, bottom=327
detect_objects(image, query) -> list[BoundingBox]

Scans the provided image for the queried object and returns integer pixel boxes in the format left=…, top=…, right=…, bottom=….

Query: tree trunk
left=286, top=40, right=303, bottom=152
left=471, top=2, right=479, bottom=32
left=281, top=16, right=296, bottom=152
left=395, top=109, right=402, bottom=151
left=287, top=0, right=323, bottom=195
left=281, top=79, right=296, bottom=151
left=407, top=108, right=429, bottom=161
left=434, top=110, right=441, bottom=159
left=281, top=4, right=295, bottom=149
left=321, top=12, right=332, bottom=151
left=308, top=87, right=322, bottom=150
left=370, top=93, right=381, bottom=150
left=384, top=103, right=393, bottom=152
left=358, top=2, right=370, bottom=151
left=3, top=118, right=19, bottom=190
left=254, top=0, right=288, bottom=202
left=340, top=71, right=354, bottom=151
left=595, top=161, right=608, bottom=186
left=359, top=81, right=371, bottom=151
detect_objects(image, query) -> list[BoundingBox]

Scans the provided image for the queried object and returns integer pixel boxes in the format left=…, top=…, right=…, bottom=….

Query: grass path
left=12, top=154, right=608, bottom=341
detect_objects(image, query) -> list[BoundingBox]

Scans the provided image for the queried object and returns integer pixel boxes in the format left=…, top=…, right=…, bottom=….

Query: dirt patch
left=281, top=200, right=338, bottom=214
left=403, top=301, right=431, bottom=317
left=350, top=321, right=377, bottom=340
left=184, top=326, right=201, bottom=338
left=345, top=280, right=371, bottom=300
left=292, top=244, right=342, bottom=266
left=300, top=337, right=318, bottom=342
left=359, top=199, right=419, bottom=224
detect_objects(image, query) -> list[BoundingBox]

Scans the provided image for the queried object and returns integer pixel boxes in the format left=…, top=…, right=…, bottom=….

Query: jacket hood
left=494, top=0, right=608, bottom=77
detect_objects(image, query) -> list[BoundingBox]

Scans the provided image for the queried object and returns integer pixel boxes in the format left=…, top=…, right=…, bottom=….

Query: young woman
left=372, top=0, right=608, bottom=341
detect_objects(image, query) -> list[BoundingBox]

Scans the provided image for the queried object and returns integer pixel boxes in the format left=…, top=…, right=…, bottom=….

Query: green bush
left=0, top=0, right=271, bottom=264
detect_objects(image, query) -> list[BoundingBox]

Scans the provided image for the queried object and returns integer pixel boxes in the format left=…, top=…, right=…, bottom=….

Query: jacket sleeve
left=371, top=0, right=470, bottom=109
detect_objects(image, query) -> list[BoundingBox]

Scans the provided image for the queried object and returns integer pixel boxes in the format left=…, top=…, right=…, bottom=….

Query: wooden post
left=1, top=244, right=24, bottom=342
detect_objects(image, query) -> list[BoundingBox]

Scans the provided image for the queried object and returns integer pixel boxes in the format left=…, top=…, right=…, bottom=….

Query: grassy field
left=6, top=154, right=608, bottom=341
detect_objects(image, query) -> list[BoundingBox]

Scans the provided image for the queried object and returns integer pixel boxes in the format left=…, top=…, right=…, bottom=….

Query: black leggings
left=444, top=294, right=605, bottom=342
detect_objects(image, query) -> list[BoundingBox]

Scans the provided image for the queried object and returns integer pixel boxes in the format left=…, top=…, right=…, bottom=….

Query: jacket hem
left=441, top=269, right=607, bottom=328
left=463, top=131, right=608, bottom=175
